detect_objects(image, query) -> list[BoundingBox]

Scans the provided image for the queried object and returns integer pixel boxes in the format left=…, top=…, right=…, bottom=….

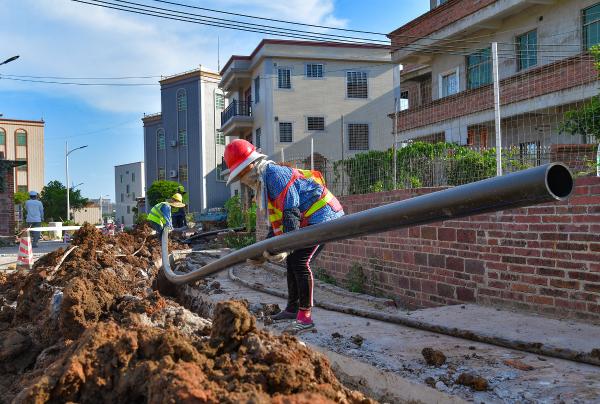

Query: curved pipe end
left=546, top=163, right=574, bottom=200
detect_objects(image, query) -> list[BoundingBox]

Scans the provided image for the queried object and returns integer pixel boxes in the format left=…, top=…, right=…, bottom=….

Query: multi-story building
left=0, top=118, right=44, bottom=193
left=142, top=67, right=229, bottom=214
left=389, top=0, right=600, bottom=165
left=219, top=40, right=395, bottom=177
left=114, top=162, right=144, bottom=226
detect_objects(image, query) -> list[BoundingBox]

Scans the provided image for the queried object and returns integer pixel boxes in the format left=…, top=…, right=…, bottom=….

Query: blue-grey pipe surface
left=162, top=163, right=573, bottom=285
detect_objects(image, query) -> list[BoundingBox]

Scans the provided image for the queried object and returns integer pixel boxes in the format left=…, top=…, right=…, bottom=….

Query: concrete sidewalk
left=0, top=241, right=68, bottom=268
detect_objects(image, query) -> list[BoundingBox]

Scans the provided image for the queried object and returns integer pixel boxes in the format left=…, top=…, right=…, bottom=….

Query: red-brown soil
left=0, top=224, right=374, bottom=403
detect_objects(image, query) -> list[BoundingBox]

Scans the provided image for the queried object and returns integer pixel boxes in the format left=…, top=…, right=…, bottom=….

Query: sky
left=0, top=0, right=429, bottom=202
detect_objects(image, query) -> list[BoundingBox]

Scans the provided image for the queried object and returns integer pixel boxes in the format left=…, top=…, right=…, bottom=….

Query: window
left=307, top=116, right=325, bottom=131
left=215, top=93, right=225, bottom=109
left=16, top=130, right=27, bottom=146
left=306, top=64, right=323, bottom=78
left=216, top=130, right=225, bottom=145
left=127, top=206, right=130, bottom=214
left=348, top=123, right=369, bottom=151
left=121, top=216, right=125, bottom=224
left=126, top=184, right=130, bottom=194
left=178, top=129, right=187, bottom=146
left=216, top=157, right=227, bottom=182
left=121, top=193, right=124, bottom=202
left=120, top=174, right=123, bottom=183
left=158, top=168, right=166, bottom=180
left=132, top=192, right=135, bottom=200
left=157, top=129, right=165, bottom=150
left=279, top=122, right=293, bottom=143
left=440, top=69, right=459, bottom=97
left=254, top=77, right=260, bottom=103
left=346, top=71, right=368, bottom=98
left=583, top=3, right=600, bottom=48
left=519, top=141, right=541, bottom=166
left=255, top=128, right=262, bottom=149
left=17, top=185, right=27, bottom=193
left=467, top=48, right=491, bottom=89
left=131, top=172, right=135, bottom=182
left=278, top=68, right=291, bottom=89
left=16, top=158, right=27, bottom=172
left=400, top=90, right=409, bottom=111
left=517, top=30, right=537, bottom=70
left=467, top=126, right=488, bottom=148
left=179, top=165, right=188, bottom=181
left=177, top=89, right=187, bottom=111
left=0, top=128, right=5, bottom=146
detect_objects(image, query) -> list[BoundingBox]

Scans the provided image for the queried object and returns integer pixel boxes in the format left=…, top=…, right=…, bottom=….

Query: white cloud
left=0, top=0, right=346, bottom=113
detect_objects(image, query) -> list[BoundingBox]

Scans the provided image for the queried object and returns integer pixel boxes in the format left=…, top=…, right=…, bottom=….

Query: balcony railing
left=221, top=100, right=252, bottom=125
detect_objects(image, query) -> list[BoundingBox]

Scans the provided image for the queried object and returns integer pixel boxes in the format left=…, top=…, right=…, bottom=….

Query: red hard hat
left=224, top=139, right=265, bottom=185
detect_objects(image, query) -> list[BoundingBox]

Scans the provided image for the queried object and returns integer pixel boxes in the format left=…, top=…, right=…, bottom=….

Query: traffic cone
left=17, top=231, right=34, bottom=270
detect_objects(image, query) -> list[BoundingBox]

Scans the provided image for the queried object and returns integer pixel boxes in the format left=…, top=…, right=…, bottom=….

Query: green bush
left=147, top=180, right=188, bottom=207
left=224, top=196, right=257, bottom=231
left=345, top=263, right=366, bottom=293
left=314, top=267, right=337, bottom=285
left=223, top=232, right=256, bottom=249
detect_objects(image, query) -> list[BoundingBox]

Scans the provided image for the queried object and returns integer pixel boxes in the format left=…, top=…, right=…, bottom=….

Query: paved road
left=0, top=241, right=68, bottom=268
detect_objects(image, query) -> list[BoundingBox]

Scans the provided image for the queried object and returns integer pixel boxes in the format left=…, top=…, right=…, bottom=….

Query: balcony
left=220, top=100, right=253, bottom=137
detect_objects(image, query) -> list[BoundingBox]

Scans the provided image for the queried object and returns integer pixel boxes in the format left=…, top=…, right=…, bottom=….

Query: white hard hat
left=29, top=191, right=38, bottom=196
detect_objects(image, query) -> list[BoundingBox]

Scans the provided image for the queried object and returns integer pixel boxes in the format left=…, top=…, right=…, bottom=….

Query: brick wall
left=388, top=0, right=497, bottom=48
left=257, top=176, right=600, bottom=322
left=0, top=166, right=16, bottom=237
left=396, top=55, right=597, bottom=132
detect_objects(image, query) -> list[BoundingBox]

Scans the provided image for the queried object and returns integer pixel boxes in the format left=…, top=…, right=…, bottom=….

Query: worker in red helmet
left=224, top=139, right=344, bottom=334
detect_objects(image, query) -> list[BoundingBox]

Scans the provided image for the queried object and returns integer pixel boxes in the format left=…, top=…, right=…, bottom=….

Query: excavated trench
left=0, top=224, right=374, bottom=404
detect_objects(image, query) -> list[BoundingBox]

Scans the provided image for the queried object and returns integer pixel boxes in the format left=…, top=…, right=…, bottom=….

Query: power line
left=3, top=73, right=162, bottom=80
left=0, top=76, right=158, bottom=86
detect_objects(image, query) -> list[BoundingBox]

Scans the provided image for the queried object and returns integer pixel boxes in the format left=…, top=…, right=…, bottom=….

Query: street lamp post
left=99, top=194, right=109, bottom=224
left=65, top=141, right=88, bottom=221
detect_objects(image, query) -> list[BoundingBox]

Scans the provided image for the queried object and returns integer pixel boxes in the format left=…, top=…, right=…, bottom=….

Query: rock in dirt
left=503, top=359, right=534, bottom=371
left=350, top=334, right=364, bottom=347
left=422, top=347, right=447, bottom=367
left=424, top=377, right=436, bottom=388
left=456, top=372, right=489, bottom=391
left=331, top=332, right=343, bottom=339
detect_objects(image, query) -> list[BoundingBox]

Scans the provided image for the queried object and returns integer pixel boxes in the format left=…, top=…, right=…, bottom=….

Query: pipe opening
left=546, top=164, right=574, bottom=199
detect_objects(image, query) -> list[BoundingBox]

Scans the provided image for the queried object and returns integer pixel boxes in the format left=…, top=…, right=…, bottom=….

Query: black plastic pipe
left=162, top=163, right=573, bottom=284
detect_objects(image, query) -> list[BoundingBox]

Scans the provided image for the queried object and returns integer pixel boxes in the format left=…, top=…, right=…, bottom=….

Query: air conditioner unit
left=169, top=170, right=178, bottom=178
left=170, top=140, right=177, bottom=147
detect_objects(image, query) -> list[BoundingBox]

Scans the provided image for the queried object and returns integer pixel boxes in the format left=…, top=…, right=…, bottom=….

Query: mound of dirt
left=0, top=224, right=374, bottom=403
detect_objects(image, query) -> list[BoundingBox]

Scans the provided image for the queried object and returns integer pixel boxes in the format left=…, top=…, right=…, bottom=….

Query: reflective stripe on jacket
left=267, top=167, right=342, bottom=235
left=147, top=202, right=172, bottom=229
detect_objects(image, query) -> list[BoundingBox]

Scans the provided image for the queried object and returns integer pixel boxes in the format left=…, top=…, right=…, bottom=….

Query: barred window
left=516, top=30, right=537, bottom=70
left=178, top=129, right=187, bottom=146
left=0, top=128, right=5, bottom=146
left=583, top=3, right=600, bottom=48
left=467, top=48, right=491, bottom=89
left=306, top=64, right=323, bottom=78
left=215, top=130, right=225, bottom=145
left=18, top=185, right=27, bottom=193
left=158, top=168, right=166, bottom=180
left=255, top=128, right=261, bottom=149
left=346, top=71, right=367, bottom=98
left=441, top=70, right=458, bottom=97
left=307, top=116, right=325, bottom=131
left=157, top=129, right=165, bottom=150
left=279, top=122, right=292, bottom=143
left=177, top=89, right=187, bottom=111
left=179, top=165, right=188, bottom=181
left=16, top=158, right=27, bottom=172
left=215, top=93, right=225, bottom=109
left=348, top=123, right=369, bottom=151
left=278, top=68, right=291, bottom=89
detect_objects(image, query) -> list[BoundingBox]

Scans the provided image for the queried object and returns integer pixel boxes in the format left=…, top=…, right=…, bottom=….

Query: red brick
left=421, top=226, right=437, bottom=240
left=446, top=256, right=464, bottom=272
left=537, top=268, right=565, bottom=277
left=511, top=283, right=536, bottom=293
left=541, top=288, right=569, bottom=298
left=457, top=229, right=476, bottom=243
left=437, top=283, right=455, bottom=298
left=456, top=287, right=475, bottom=302
left=428, top=254, right=445, bottom=268
left=465, top=259, right=485, bottom=275
left=584, top=284, right=600, bottom=294
left=526, top=295, right=554, bottom=305
left=568, top=271, right=600, bottom=283
left=438, top=227, right=456, bottom=242
left=549, top=279, right=579, bottom=290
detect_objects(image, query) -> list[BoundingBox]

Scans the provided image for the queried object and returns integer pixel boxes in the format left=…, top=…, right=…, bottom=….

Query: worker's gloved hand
left=246, top=255, right=267, bottom=266
left=263, top=250, right=288, bottom=264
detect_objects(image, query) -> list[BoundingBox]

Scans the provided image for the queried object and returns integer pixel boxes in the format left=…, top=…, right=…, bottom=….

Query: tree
left=559, top=46, right=600, bottom=143
left=40, top=180, right=89, bottom=222
left=147, top=180, right=186, bottom=207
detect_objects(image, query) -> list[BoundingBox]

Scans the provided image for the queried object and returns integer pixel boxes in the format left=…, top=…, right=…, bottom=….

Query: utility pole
left=65, top=142, right=88, bottom=221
